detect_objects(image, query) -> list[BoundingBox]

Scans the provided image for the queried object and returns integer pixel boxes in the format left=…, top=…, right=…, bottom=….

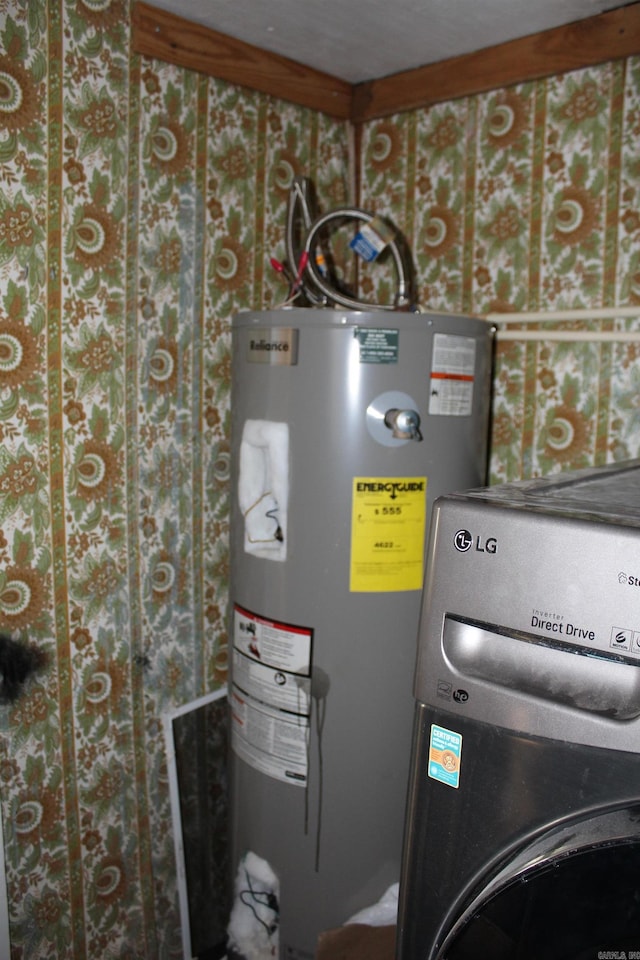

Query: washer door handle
left=443, top=616, right=640, bottom=720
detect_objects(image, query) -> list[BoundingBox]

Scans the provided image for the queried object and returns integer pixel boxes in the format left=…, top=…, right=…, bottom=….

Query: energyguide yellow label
left=350, top=477, right=427, bottom=592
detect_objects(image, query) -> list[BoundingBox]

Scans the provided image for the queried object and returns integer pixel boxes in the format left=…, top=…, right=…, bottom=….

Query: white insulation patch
left=227, top=852, right=280, bottom=960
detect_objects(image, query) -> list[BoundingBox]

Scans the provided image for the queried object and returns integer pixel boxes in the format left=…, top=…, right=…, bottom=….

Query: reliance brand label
left=247, top=327, right=298, bottom=365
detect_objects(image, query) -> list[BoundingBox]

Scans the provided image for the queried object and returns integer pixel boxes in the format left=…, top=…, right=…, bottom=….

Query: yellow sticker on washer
left=350, top=477, right=427, bottom=592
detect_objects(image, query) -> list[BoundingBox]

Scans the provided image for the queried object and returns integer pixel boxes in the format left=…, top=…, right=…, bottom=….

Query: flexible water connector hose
left=285, top=179, right=326, bottom=306
left=302, top=208, right=411, bottom=311
left=284, top=177, right=413, bottom=311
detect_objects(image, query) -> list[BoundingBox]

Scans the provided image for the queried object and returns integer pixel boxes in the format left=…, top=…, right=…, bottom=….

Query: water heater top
left=232, top=308, right=490, bottom=333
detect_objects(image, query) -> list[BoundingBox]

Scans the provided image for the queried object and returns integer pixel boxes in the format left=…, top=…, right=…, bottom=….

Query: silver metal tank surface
left=228, top=309, right=493, bottom=960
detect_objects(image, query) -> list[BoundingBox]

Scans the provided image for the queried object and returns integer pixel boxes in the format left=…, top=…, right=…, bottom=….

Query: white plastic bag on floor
left=346, top=882, right=399, bottom=926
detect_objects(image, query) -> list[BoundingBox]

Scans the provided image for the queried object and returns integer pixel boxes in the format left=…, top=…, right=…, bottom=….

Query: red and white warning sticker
left=231, top=603, right=313, bottom=786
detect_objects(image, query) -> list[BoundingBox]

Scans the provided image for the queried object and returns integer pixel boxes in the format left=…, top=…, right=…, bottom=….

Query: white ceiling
left=146, top=0, right=636, bottom=83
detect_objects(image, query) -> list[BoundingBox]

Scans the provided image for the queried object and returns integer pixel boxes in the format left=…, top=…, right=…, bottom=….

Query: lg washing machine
left=398, top=460, right=640, bottom=959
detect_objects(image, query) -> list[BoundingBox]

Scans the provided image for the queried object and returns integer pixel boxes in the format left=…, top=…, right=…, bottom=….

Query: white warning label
left=230, top=688, right=309, bottom=785
left=428, top=333, right=476, bottom=416
left=231, top=604, right=313, bottom=786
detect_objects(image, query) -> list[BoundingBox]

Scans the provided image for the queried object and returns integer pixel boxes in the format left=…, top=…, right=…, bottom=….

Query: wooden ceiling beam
left=352, top=2, right=640, bottom=122
left=132, top=1, right=640, bottom=125
left=132, top=1, right=353, bottom=119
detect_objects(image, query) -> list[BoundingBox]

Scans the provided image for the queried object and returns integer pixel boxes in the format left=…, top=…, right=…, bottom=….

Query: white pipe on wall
left=475, top=305, right=640, bottom=343
left=486, top=306, right=640, bottom=324
left=496, top=329, right=640, bottom=342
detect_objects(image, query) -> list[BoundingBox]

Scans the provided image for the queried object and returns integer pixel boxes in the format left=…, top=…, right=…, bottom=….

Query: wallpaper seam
left=48, top=2, right=87, bottom=955
left=595, top=60, right=626, bottom=464
left=193, top=72, right=208, bottom=693
left=527, top=79, right=548, bottom=313
left=126, top=47, right=158, bottom=957
left=461, top=97, right=477, bottom=314
left=519, top=79, right=547, bottom=478
left=309, top=109, right=319, bottom=191
left=252, top=95, right=268, bottom=307
left=404, top=112, right=417, bottom=264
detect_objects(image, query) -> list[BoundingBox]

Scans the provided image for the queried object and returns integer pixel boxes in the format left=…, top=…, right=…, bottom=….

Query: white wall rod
left=497, top=329, right=640, bottom=342
left=486, top=306, right=640, bottom=324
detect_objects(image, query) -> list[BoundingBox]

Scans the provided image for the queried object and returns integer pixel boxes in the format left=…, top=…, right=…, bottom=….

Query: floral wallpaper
left=1, top=0, right=640, bottom=956
left=0, top=1, right=350, bottom=957
left=359, top=57, right=640, bottom=480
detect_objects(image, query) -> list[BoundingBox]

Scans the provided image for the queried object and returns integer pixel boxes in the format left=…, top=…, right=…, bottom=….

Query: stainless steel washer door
left=440, top=803, right=640, bottom=959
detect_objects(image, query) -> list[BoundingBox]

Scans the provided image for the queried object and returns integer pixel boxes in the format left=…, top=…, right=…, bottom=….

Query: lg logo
left=453, top=529, right=473, bottom=552
left=454, top=529, right=497, bottom=554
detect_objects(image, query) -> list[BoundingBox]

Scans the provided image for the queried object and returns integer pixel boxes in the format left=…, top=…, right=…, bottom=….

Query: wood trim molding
left=133, top=1, right=640, bottom=125
left=352, top=2, right=640, bottom=122
left=132, top=1, right=353, bottom=120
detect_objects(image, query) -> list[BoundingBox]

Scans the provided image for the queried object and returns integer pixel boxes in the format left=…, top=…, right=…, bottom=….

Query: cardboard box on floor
left=315, top=924, right=395, bottom=960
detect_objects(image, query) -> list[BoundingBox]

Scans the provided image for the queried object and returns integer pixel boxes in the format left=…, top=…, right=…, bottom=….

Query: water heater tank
left=228, top=308, right=493, bottom=959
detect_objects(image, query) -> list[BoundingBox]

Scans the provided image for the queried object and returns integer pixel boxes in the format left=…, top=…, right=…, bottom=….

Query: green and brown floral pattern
left=2, top=0, right=639, bottom=956
left=360, top=59, right=640, bottom=481
left=0, top=2, right=350, bottom=957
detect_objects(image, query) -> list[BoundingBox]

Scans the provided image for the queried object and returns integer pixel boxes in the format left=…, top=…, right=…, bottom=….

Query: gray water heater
left=228, top=308, right=493, bottom=960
